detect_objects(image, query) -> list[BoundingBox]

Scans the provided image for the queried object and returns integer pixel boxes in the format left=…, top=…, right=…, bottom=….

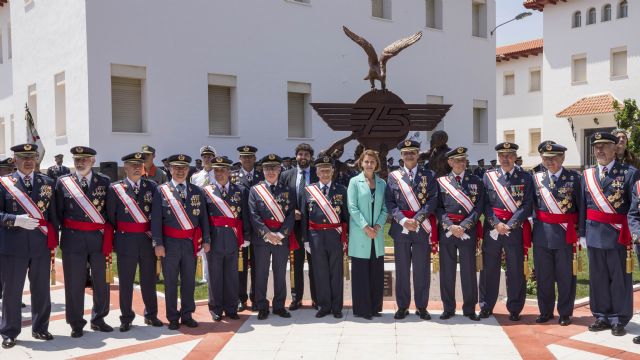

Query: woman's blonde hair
left=357, top=149, right=381, bottom=172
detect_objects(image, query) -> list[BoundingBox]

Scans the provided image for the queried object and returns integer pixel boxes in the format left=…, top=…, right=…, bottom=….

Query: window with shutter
left=611, top=49, right=627, bottom=78
left=425, top=0, right=442, bottom=29
left=111, top=77, right=143, bottom=133
left=572, top=56, right=587, bottom=83
left=288, top=92, right=306, bottom=138
left=529, top=129, right=541, bottom=155
left=529, top=69, right=541, bottom=92
left=208, top=85, right=232, bottom=135
left=503, top=74, right=515, bottom=95
left=473, top=100, right=488, bottom=144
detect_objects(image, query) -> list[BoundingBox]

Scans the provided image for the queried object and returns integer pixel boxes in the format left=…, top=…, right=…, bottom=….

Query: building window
left=207, top=73, right=237, bottom=136
left=473, top=99, right=488, bottom=144
left=27, top=84, right=37, bottom=126
left=529, top=129, right=541, bottom=155
left=572, top=55, right=587, bottom=84
left=0, top=118, right=5, bottom=156
left=587, top=8, right=597, bottom=25
left=504, top=130, right=515, bottom=143
left=425, top=0, right=443, bottom=29
left=110, top=64, right=146, bottom=133
left=618, top=0, right=628, bottom=19
left=611, top=48, right=627, bottom=78
left=503, top=73, right=515, bottom=95
left=372, top=0, right=392, bottom=20
left=426, top=95, right=443, bottom=104
left=602, top=4, right=612, bottom=21
left=54, top=72, right=66, bottom=137
left=288, top=82, right=311, bottom=138
left=572, top=11, right=582, bottom=28
left=472, top=0, right=487, bottom=38
left=529, top=68, right=541, bottom=92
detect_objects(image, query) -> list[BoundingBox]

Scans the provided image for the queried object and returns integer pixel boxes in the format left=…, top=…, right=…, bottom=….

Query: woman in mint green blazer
left=347, top=150, right=388, bottom=319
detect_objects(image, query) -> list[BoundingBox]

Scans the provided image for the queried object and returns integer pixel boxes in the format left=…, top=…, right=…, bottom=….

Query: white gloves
left=304, top=242, right=311, bottom=254
left=242, top=241, right=250, bottom=248
left=579, top=237, right=587, bottom=248
left=14, top=214, right=39, bottom=230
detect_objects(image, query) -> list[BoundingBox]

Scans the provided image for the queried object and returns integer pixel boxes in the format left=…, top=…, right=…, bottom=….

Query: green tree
left=614, top=99, right=640, bottom=154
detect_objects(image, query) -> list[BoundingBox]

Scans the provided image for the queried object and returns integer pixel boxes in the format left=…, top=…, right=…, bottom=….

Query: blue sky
left=496, top=0, right=543, bottom=46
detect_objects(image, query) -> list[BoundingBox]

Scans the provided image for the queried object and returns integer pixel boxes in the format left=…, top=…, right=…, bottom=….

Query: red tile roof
left=556, top=94, right=619, bottom=117
left=524, top=0, right=568, bottom=11
left=496, top=39, right=543, bottom=62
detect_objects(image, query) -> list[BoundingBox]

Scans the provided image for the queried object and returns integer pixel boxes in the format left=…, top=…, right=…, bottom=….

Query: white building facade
left=498, top=0, right=636, bottom=168
left=0, top=0, right=496, bottom=168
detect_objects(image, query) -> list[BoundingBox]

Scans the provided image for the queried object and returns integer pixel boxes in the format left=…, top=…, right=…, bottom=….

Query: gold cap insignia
left=135, top=152, right=142, bottom=159
left=404, top=140, right=411, bottom=147
left=216, top=157, right=223, bottom=163
left=268, top=154, right=275, bottom=160
left=7, top=158, right=13, bottom=164
left=546, top=144, right=553, bottom=151
left=504, top=143, right=511, bottom=149
left=24, top=144, right=32, bottom=151
left=595, top=133, right=602, bottom=139
left=178, top=154, right=185, bottom=161
left=142, top=145, right=149, bottom=151
left=457, top=147, right=464, bottom=154
left=243, top=146, right=250, bottom=152
left=323, top=156, right=330, bottom=162
left=76, top=147, right=84, bottom=153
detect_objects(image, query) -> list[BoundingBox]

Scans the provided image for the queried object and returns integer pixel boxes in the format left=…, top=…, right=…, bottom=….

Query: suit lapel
left=601, top=163, right=616, bottom=190
left=31, top=174, right=41, bottom=199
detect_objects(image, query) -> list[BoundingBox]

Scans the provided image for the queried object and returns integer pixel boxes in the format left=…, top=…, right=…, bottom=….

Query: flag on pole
left=25, top=103, right=45, bottom=164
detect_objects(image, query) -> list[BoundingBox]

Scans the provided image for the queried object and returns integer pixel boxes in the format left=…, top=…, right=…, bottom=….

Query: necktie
left=504, top=172, right=510, bottom=182
left=551, top=174, right=557, bottom=184
left=81, top=177, right=89, bottom=194
left=322, top=185, right=329, bottom=197
left=455, top=175, right=461, bottom=185
left=409, top=170, right=414, bottom=183
left=177, top=184, right=187, bottom=202
left=133, top=184, right=139, bottom=195
left=298, top=169, right=306, bottom=203
left=270, top=184, right=276, bottom=194
left=220, top=186, right=227, bottom=198
left=23, top=176, right=32, bottom=192
left=600, top=166, right=608, bottom=181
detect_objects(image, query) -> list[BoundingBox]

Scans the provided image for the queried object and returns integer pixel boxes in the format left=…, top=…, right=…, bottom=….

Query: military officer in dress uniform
left=580, top=132, right=639, bottom=337
left=301, top=156, right=349, bottom=318
left=473, top=159, right=486, bottom=179
left=232, top=145, right=263, bottom=312
left=56, top=146, right=114, bottom=338
left=203, top=156, right=250, bottom=321
left=0, top=144, right=57, bottom=348
left=152, top=154, right=211, bottom=330
left=190, top=145, right=217, bottom=284
left=532, top=142, right=580, bottom=326
left=436, top=147, right=483, bottom=321
left=0, top=158, right=13, bottom=304
left=141, top=145, right=168, bottom=185
left=627, top=165, right=640, bottom=344
left=249, top=154, right=296, bottom=320
left=479, top=142, right=533, bottom=321
left=46, top=154, right=71, bottom=182
left=106, top=152, right=163, bottom=332
left=385, top=140, right=438, bottom=320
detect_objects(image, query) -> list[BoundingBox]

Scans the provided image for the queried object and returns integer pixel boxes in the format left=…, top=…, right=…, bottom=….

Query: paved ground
left=2, top=259, right=640, bottom=359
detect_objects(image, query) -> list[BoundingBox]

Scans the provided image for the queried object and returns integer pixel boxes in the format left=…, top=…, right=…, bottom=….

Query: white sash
left=306, top=184, right=342, bottom=235
left=159, top=184, right=194, bottom=230
left=203, top=185, right=236, bottom=219
left=437, top=175, right=474, bottom=213
left=60, top=176, right=105, bottom=224
left=389, top=170, right=431, bottom=233
left=583, top=168, right=621, bottom=231
left=0, top=176, right=48, bottom=236
left=113, top=182, right=151, bottom=237
left=486, top=171, right=518, bottom=213
left=534, top=172, right=567, bottom=231
left=254, top=183, right=285, bottom=223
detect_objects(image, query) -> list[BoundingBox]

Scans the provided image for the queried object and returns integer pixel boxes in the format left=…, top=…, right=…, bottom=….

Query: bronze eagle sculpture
left=343, top=26, right=423, bottom=91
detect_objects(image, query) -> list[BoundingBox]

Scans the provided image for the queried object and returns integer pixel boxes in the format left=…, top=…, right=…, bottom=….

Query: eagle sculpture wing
left=343, top=26, right=379, bottom=67
left=380, top=31, right=423, bottom=67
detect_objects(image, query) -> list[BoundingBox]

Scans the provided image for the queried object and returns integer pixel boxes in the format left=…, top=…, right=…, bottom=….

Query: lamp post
left=490, top=11, right=532, bottom=36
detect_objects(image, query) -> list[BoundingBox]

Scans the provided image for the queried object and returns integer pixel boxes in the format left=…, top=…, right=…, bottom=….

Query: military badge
left=144, top=191, right=153, bottom=203
left=39, top=185, right=52, bottom=198
left=93, top=199, right=100, bottom=206
left=193, top=209, right=200, bottom=216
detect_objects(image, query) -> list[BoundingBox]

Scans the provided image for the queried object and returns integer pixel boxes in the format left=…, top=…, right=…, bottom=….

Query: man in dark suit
left=479, top=142, right=534, bottom=322
left=249, top=154, right=296, bottom=320
left=152, top=154, right=211, bottom=330
left=279, top=143, right=318, bottom=310
left=0, top=144, right=57, bottom=348
left=106, top=152, right=163, bottom=332
left=46, top=154, right=70, bottom=182
left=56, top=146, right=113, bottom=338
left=532, top=142, right=581, bottom=326
left=580, top=132, right=639, bottom=337
left=385, top=140, right=438, bottom=320
left=436, top=147, right=484, bottom=321
left=232, top=145, right=264, bottom=312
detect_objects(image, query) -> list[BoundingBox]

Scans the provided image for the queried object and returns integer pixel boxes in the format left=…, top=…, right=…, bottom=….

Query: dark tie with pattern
left=270, top=184, right=276, bottom=194
left=504, top=172, right=510, bottom=182
left=23, top=176, right=32, bottom=192
left=133, top=183, right=139, bottom=195
left=298, top=169, right=306, bottom=204
left=600, top=166, right=608, bottom=181
left=455, top=175, right=461, bottom=186
left=409, top=170, right=414, bottom=183
left=177, top=184, right=187, bottom=204
left=551, top=174, right=558, bottom=185
left=81, top=177, right=89, bottom=194
left=220, top=186, right=227, bottom=198
left=322, top=184, right=329, bottom=197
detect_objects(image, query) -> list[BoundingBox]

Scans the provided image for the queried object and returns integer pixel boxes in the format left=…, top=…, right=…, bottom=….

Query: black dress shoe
left=611, top=324, right=626, bottom=336
left=144, top=317, right=164, bottom=327
left=288, top=301, right=302, bottom=311
left=227, top=313, right=240, bottom=320
left=2, top=337, right=16, bottom=349
left=315, top=310, right=330, bottom=318
left=251, top=304, right=258, bottom=312
left=416, top=308, right=431, bottom=320
left=212, top=313, right=223, bottom=322
left=558, top=316, right=571, bottom=326
left=464, top=313, right=481, bottom=321
left=372, top=312, right=382, bottom=317
left=168, top=320, right=180, bottom=330
left=479, top=309, right=492, bottom=319
left=535, top=314, right=554, bottom=323
left=362, top=314, right=373, bottom=320
left=394, top=308, right=409, bottom=320
left=333, top=312, right=343, bottom=319
left=181, top=318, right=198, bottom=328
left=633, top=335, right=640, bottom=344
left=91, top=322, right=114, bottom=332
left=273, top=309, right=292, bottom=318
left=440, top=311, right=455, bottom=320
left=238, top=302, right=248, bottom=312
left=508, top=312, right=521, bottom=321
left=32, top=331, right=54, bottom=340
left=257, top=309, right=269, bottom=320
left=21, top=302, right=26, bottom=308
left=71, top=329, right=84, bottom=338
left=588, top=319, right=611, bottom=332
left=119, top=323, right=131, bottom=332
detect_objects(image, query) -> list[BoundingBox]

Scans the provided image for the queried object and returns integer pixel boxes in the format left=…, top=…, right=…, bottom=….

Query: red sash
left=264, top=219, right=299, bottom=250
left=308, top=221, right=348, bottom=245
left=586, top=209, right=631, bottom=246
left=535, top=210, right=578, bottom=245
left=162, top=225, right=203, bottom=256
left=446, top=213, right=483, bottom=241
left=492, top=207, right=532, bottom=250
left=117, top=221, right=151, bottom=233
left=64, top=218, right=114, bottom=255
left=401, top=210, right=438, bottom=248
left=209, top=216, right=244, bottom=247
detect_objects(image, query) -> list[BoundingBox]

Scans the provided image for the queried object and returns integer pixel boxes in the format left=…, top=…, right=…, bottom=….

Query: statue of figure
left=427, top=130, right=451, bottom=177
